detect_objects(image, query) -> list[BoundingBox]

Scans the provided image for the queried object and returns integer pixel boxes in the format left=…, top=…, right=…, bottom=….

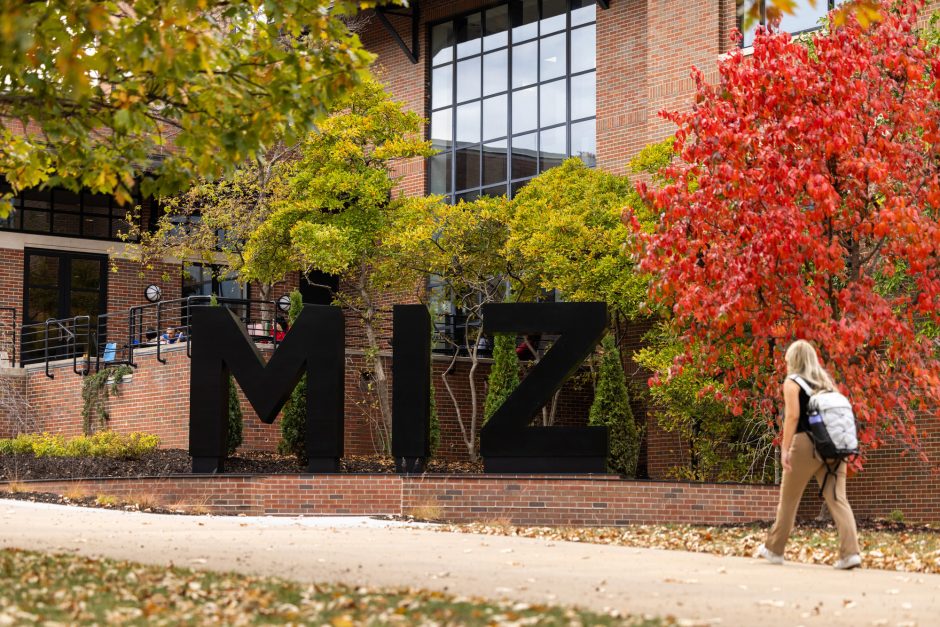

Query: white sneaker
left=834, top=554, right=862, bottom=570
left=756, top=544, right=785, bottom=565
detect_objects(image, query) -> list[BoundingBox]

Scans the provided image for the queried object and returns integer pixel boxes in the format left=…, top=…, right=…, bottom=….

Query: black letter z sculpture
left=480, top=302, right=608, bottom=473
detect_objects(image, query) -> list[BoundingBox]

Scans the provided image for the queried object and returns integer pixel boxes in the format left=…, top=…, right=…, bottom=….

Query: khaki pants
left=765, top=432, right=860, bottom=558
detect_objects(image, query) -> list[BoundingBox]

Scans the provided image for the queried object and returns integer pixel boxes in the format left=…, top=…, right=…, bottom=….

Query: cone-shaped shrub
left=484, top=333, right=520, bottom=424
left=589, top=335, right=641, bottom=477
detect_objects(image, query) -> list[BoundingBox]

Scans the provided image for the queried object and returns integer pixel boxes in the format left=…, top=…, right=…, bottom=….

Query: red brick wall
left=0, top=474, right=780, bottom=524
left=0, top=248, right=23, bottom=363
left=22, top=345, right=595, bottom=459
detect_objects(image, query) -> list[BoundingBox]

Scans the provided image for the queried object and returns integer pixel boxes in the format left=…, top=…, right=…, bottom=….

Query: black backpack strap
left=818, top=457, right=843, bottom=503
left=787, top=374, right=814, bottom=396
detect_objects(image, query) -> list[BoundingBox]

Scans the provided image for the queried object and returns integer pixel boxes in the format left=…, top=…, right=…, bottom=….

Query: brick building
left=2, top=0, right=940, bottom=520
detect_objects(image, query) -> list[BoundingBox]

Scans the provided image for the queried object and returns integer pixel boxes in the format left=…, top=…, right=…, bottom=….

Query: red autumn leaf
left=639, top=0, right=940, bottom=466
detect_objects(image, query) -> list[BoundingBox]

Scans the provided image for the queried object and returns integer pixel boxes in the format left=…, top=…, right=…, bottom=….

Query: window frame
left=0, top=183, right=142, bottom=242
left=427, top=0, right=597, bottom=202
left=738, top=0, right=837, bottom=48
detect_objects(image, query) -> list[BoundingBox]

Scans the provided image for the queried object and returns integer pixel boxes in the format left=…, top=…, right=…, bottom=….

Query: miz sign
left=190, top=303, right=608, bottom=474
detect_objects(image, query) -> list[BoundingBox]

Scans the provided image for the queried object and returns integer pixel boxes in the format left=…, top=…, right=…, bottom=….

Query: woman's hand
left=782, top=448, right=792, bottom=472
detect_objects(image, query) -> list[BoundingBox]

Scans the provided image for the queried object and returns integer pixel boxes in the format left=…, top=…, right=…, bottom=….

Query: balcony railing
left=19, top=296, right=281, bottom=377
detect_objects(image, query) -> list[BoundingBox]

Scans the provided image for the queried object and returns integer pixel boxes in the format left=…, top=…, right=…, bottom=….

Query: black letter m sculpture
left=189, top=305, right=344, bottom=473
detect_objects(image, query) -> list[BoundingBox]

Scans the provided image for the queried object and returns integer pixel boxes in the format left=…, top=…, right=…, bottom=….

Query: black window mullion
left=451, top=38, right=457, bottom=202
left=566, top=0, right=571, bottom=158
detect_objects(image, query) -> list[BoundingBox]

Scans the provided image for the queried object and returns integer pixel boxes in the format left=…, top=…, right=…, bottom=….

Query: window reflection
left=540, top=126, right=566, bottom=172
left=540, top=80, right=566, bottom=128
left=483, top=140, right=508, bottom=185
left=511, top=0, right=539, bottom=42
left=511, top=133, right=538, bottom=179
left=570, top=72, right=595, bottom=120
left=482, top=95, right=508, bottom=141
left=456, top=101, right=481, bottom=144
left=430, top=0, right=597, bottom=202
left=571, top=119, right=596, bottom=167
left=540, top=33, right=566, bottom=82
left=456, top=13, right=483, bottom=58
left=456, top=57, right=481, bottom=102
left=483, top=50, right=508, bottom=96
left=511, top=86, right=538, bottom=134
left=512, top=41, right=538, bottom=88
left=432, top=66, right=452, bottom=109
left=484, top=5, right=510, bottom=50
left=741, top=0, right=833, bottom=47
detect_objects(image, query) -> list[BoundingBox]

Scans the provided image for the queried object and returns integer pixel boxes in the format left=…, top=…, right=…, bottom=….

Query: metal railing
left=19, top=296, right=282, bottom=376
left=20, top=315, right=92, bottom=378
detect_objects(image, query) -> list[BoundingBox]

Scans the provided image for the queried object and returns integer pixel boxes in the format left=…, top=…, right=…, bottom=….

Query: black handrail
left=22, top=296, right=283, bottom=374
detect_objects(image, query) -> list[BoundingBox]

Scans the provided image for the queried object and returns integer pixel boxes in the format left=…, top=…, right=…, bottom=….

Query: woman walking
left=757, top=339, right=861, bottom=570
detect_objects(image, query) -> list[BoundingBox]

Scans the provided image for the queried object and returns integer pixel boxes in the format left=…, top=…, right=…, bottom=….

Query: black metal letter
left=480, top=302, right=608, bottom=473
left=189, top=305, right=344, bottom=473
left=391, top=304, right=431, bottom=472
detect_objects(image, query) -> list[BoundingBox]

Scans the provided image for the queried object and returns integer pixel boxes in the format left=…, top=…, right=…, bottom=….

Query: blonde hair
left=785, top=339, right=836, bottom=393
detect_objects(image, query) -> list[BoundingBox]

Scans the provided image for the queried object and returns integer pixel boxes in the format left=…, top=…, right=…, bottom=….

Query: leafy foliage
left=484, top=334, right=521, bottom=425
left=447, top=520, right=940, bottom=575
left=80, top=365, right=134, bottom=435
left=0, top=549, right=639, bottom=626
left=0, top=431, right=159, bottom=459
left=505, top=159, right=651, bottom=320
left=0, top=0, right=373, bottom=210
left=386, top=195, right=515, bottom=460
left=279, top=291, right=307, bottom=463
left=227, top=376, right=244, bottom=457
left=589, top=336, right=641, bottom=477
left=243, top=80, right=433, bottom=450
left=634, top=3, right=940, bottom=464
left=124, top=147, right=295, bottom=295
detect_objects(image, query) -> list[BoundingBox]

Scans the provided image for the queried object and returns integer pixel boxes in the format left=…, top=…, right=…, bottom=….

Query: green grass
left=0, top=548, right=660, bottom=626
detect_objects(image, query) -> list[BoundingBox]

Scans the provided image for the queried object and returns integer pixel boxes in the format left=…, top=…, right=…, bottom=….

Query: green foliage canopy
left=242, top=80, right=432, bottom=288
left=505, top=158, right=652, bottom=319
left=0, top=0, right=373, bottom=209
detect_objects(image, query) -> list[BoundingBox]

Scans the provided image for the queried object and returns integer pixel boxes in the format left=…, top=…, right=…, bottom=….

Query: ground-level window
left=740, top=0, right=837, bottom=47
left=0, top=183, right=138, bottom=241
left=428, top=0, right=597, bottom=203
left=21, top=249, right=108, bottom=363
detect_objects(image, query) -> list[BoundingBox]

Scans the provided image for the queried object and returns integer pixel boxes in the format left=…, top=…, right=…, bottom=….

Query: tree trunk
left=357, top=270, right=392, bottom=452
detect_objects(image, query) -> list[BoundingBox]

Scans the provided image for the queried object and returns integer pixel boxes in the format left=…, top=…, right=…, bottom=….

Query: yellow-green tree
left=0, top=0, right=373, bottom=211
left=241, top=80, right=433, bottom=452
left=385, top=195, right=519, bottom=461
left=123, top=144, right=297, bottom=306
left=505, top=158, right=651, bottom=322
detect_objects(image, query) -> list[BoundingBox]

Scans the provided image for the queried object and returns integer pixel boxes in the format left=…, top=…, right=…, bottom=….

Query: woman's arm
left=781, top=379, right=801, bottom=471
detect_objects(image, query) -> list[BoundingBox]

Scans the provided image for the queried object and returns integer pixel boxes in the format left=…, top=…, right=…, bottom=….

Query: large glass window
left=0, top=183, right=139, bottom=241
left=429, top=0, right=597, bottom=202
left=740, top=0, right=836, bottom=48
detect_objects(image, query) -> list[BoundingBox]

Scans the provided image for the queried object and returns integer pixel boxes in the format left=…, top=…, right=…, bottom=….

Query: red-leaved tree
left=634, top=0, right=940, bottom=463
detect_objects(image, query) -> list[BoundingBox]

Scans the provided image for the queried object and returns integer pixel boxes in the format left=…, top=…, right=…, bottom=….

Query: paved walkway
left=1, top=499, right=936, bottom=626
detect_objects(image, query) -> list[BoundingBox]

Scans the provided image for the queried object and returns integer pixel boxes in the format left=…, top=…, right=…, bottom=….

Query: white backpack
left=789, top=375, right=859, bottom=498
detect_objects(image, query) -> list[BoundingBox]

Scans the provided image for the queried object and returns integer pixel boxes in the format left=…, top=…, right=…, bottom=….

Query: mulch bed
left=0, top=449, right=482, bottom=482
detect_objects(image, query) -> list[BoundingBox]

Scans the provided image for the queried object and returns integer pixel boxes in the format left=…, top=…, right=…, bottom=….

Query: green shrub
left=227, top=376, right=243, bottom=456
left=80, top=364, right=134, bottom=435
left=484, top=333, right=520, bottom=424
left=279, top=290, right=307, bottom=463
left=589, top=335, right=642, bottom=477
left=0, top=432, right=159, bottom=459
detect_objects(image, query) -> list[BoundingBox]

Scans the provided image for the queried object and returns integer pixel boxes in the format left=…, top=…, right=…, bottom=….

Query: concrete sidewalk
left=1, top=499, right=935, bottom=626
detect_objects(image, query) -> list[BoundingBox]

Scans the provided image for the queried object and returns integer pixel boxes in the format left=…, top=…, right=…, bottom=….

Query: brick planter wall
left=0, top=474, right=780, bottom=525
